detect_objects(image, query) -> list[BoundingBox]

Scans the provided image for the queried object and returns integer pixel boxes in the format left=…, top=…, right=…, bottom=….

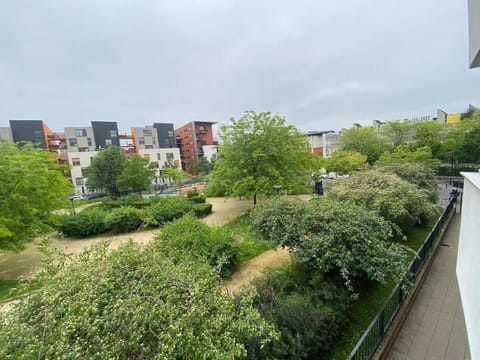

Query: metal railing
left=348, top=195, right=457, bottom=360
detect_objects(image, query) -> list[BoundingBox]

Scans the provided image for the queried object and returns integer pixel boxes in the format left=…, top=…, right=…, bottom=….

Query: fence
left=348, top=195, right=457, bottom=360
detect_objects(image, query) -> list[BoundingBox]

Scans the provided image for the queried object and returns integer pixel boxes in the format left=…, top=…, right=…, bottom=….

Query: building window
left=87, top=138, right=92, bottom=146
left=109, top=130, right=117, bottom=138
left=164, top=139, right=170, bottom=145
left=75, top=177, right=84, bottom=186
left=81, top=167, right=89, bottom=177
left=143, top=154, right=150, bottom=161
left=105, top=139, right=112, bottom=146
left=78, top=147, right=89, bottom=152
left=157, top=153, right=161, bottom=160
left=168, top=130, right=174, bottom=137
left=72, top=157, right=80, bottom=166
left=152, top=138, right=156, bottom=145
left=138, top=137, right=145, bottom=145
left=69, top=138, right=77, bottom=147
left=166, top=153, right=174, bottom=161
left=143, top=129, right=152, bottom=136
left=145, top=145, right=153, bottom=149
left=75, top=129, right=87, bottom=137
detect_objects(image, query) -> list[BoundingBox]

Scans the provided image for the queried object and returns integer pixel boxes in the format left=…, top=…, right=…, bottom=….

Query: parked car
left=84, top=192, right=107, bottom=200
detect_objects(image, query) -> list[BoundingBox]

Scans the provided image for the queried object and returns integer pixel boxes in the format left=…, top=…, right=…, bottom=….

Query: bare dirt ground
left=223, top=248, right=291, bottom=295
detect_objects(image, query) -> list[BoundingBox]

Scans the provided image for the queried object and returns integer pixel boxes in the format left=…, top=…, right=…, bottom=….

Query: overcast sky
left=1, top=0, right=479, bottom=134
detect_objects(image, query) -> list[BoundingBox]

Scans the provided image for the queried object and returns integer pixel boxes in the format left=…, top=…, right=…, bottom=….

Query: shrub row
left=58, top=197, right=213, bottom=238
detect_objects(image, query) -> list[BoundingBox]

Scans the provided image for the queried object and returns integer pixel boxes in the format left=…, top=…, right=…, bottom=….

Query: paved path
left=386, top=214, right=470, bottom=360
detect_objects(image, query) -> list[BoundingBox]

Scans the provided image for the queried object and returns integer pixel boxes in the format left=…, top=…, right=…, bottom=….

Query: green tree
left=0, top=142, right=73, bottom=250
left=321, top=150, right=367, bottom=174
left=162, top=161, right=184, bottom=188
left=327, top=169, right=436, bottom=235
left=376, top=145, right=441, bottom=168
left=87, top=146, right=126, bottom=197
left=413, top=121, right=445, bottom=158
left=380, top=120, right=415, bottom=146
left=339, top=127, right=389, bottom=163
left=211, top=111, right=315, bottom=205
left=0, top=241, right=277, bottom=358
left=187, top=157, right=214, bottom=177
left=251, top=199, right=409, bottom=292
left=116, top=156, right=155, bottom=196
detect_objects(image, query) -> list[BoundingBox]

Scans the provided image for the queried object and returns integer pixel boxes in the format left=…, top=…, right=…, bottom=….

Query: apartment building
left=9, top=120, right=50, bottom=148
left=175, top=121, right=217, bottom=169
left=305, top=131, right=339, bottom=158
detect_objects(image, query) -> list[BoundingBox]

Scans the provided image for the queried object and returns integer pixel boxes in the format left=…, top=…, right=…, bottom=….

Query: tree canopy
left=210, top=111, right=315, bottom=204
left=116, top=156, right=155, bottom=196
left=0, top=142, right=72, bottom=250
left=320, top=150, right=367, bottom=174
left=380, top=120, right=415, bottom=146
left=87, top=146, right=126, bottom=197
left=251, top=199, right=409, bottom=292
left=339, top=127, right=389, bottom=163
left=376, top=145, right=441, bottom=168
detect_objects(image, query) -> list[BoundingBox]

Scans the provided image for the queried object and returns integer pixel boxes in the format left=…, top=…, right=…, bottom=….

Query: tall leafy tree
left=339, top=127, right=389, bottom=163
left=116, top=156, right=155, bottom=196
left=211, top=111, right=315, bottom=204
left=0, top=141, right=73, bottom=250
left=376, top=145, right=441, bottom=168
left=321, top=150, right=367, bottom=174
left=380, top=120, right=415, bottom=146
left=87, top=146, right=126, bottom=197
left=413, top=121, right=445, bottom=158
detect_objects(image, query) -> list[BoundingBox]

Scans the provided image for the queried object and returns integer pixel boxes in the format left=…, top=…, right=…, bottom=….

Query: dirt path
left=223, top=248, right=291, bottom=294
left=0, top=197, right=253, bottom=279
left=1, top=196, right=294, bottom=297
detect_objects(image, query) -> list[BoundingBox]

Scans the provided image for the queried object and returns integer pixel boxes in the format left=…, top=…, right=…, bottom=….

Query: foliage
left=101, top=195, right=151, bottom=209
left=161, top=163, right=184, bottom=188
left=210, top=111, right=316, bottom=204
left=104, top=206, right=145, bottom=233
left=412, top=120, right=445, bottom=158
left=0, top=242, right=277, bottom=359
left=327, top=169, right=436, bottom=234
left=380, top=120, right=415, bottom=146
left=116, top=156, right=155, bottom=196
left=376, top=145, right=441, bottom=168
left=87, top=146, right=126, bottom=197
left=0, top=142, right=73, bottom=250
left=145, top=197, right=193, bottom=226
left=192, top=203, right=213, bottom=217
left=251, top=199, right=409, bottom=292
left=187, top=157, right=214, bottom=176
left=377, top=162, right=438, bottom=202
left=153, top=215, right=238, bottom=278
left=186, top=190, right=206, bottom=203
left=241, top=263, right=350, bottom=359
left=204, top=181, right=227, bottom=197
left=0, top=280, right=19, bottom=302
left=57, top=207, right=108, bottom=238
left=339, top=127, right=389, bottom=163
left=320, top=150, right=367, bottom=174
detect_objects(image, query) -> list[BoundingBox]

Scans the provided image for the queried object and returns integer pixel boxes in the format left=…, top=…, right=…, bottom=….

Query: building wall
left=446, top=113, right=462, bottom=124
left=65, top=127, right=96, bottom=152
left=153, top=123, right=176, bottom=148
left=131, top=126, right=159, bottom=151
left=202, top=145, right=218, bottom=162
left=324, top=133, right=339, bottom=157
left=91, top=121, right=120, bottom=149
left=469, top=0, right=480, bottom=68
left=68, top=151, right=98, bottom=195
left=0, top=127, right=13, bottom=141
left=175, top=122, right=195, bottom=169
left=9, top=120, right=47, bottom=148
left=457, top=172, right=480, bottom=360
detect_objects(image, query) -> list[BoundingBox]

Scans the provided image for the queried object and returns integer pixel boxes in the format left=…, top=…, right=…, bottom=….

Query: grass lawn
left=222, top=211, right=272, bottom=264
left=326, top=212, right=443, bottom=359
left=0, top=280, right=20, bottom=302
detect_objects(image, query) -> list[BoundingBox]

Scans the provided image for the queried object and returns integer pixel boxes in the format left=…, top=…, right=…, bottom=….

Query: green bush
left=102, top=195, right=151, bottom=209
left=204, top=182, right=226, bottom=197
left=193, top=203, right=213, bottom=217
left=153, top=214, right=238, bottom=278
left=240, top=263, right=350, bottom=359
left=104, top=206, right=145, bottom=233
left=186, top=189, right=207, bottom=203
left=0, top=242, right=277, bottom=359
left=58, top=208, right=107, bottom=238
left=145, top=197, right=193, bottom=226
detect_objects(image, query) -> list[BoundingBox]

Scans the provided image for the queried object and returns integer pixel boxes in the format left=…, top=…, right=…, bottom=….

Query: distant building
left=0, top=127, right=13, bottom=142
left=175, top=121, right=217, bottom=170
left=153, top=123, right=176, bottom=148
left=91, top=121, right=120, bottom=150
left=305, top=131, right=339, bottom=158
left=9, top=120, right=50, bottom=148
left=468, top=0, right=480, bottom=68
